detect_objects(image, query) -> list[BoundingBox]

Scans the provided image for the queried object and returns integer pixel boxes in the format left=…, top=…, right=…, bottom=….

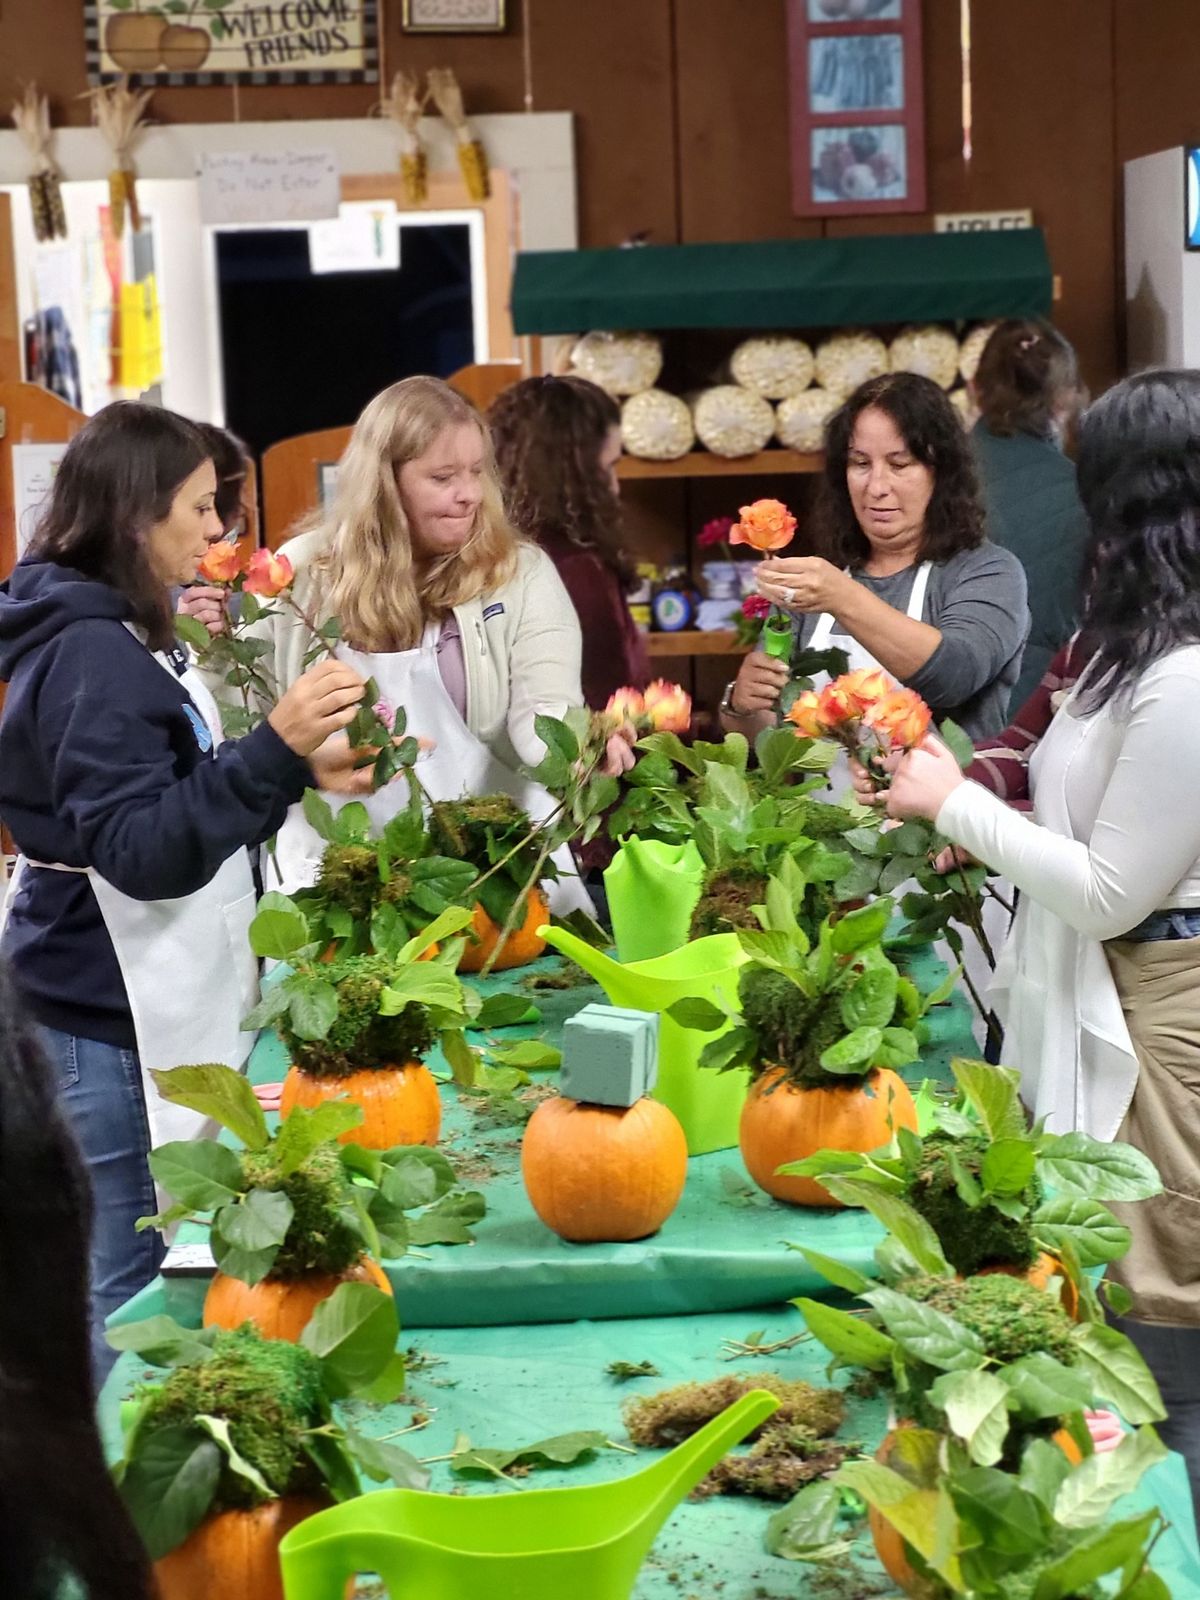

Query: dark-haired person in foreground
left=884, top=369, right=1200, bottom=1515
left=721, top=371, right=1029, bottom=745
left=0, top=401, right=369, bottom=1382
left=0, top=959, right=154, bottom=1600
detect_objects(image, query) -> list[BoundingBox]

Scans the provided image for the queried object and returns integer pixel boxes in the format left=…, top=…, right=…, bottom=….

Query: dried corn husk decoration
left=427, top=67, right=489, bottom=201
left=379, top=70, right=428, bottom=205
left=12, top=86, right=66, bottom=242
left=84, top=78, right=152, bottom=240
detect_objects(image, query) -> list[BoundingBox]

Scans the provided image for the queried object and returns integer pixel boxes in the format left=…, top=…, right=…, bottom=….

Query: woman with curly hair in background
left=489, top=374, right=649, bottom=710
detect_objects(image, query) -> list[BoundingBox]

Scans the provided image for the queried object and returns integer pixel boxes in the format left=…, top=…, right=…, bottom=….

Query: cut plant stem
left=720, top=1333, right=813, bottom=1360
left=479, top=834, right=555, bottom=980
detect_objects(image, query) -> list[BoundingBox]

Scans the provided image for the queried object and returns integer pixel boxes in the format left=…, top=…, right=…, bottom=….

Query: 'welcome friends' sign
left=87, top=0, right=379, bottom=85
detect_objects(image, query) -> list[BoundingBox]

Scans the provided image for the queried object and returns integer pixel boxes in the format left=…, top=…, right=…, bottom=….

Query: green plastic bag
left=604, top=836, right=705, bottom=962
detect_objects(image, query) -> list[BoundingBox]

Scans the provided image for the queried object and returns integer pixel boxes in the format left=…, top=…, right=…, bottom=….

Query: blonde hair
left=305, top=375, right=521, bottom=651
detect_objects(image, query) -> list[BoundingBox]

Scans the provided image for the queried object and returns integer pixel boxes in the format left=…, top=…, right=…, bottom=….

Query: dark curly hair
left=488, top=374, right=634, bottom=586
left=1074, top=369, right=1200, bottom=711
left=973, top=318, right=1084, bottom=439
left=812, top=372, right=986, bottom=569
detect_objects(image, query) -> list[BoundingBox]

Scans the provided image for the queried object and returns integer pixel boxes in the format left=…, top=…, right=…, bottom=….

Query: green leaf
left=486, top=1040, right=560, bottom=1070
left=249, top=902, right=310, bottom=961
left=928, top=1369, right=1010, bottom=1465
left=951, top=1058, right=1027, bottom=1140
left=1070, top=1324, right=1166, bottom=1424
left=938, top=718, right=975, bottom=769
left=406, top=1190, right=486, bottom=1245
left=830, top=901, right=891, bottom=953
left=834, top=1460, right=961, bottom=1587
left=666, top=996, right=729, bottom=1032
left=334, top=802, right=371, bottom=844
left=473, top=993, right=539, bottom=1030
left=818, top=1025, right=883, bottom=1074
left=840, top=966, right=898, bottom=1031
left=174, top=613, right=213, bottom=654
left=874, top=1025, right=920, bottom=1070
left=1033, top=1197, right=1131, bottom=1267
left=1038, top=1132, right=1163, bottom=1202
left=301, top=1433, right=362, bottom=1504
left=213, top=1188, right=293, bottom=1283
left=792, top=1297, right=896, bottom=1370
left=272, top=1102, right=364, bottom=1176
left=789, top=1247, right=872, bottom=1295
left=451, top=1429, right=609, bottom=1477
left=1000, top=1352, right=1097, bottom=1421
left=379, top=966, right=466, bottom=1017
left=819, top=1180, right=952, bottom=1276
left=120, top=1426, right=221, bottom=1560
left=1018, top=1435, right=1073, bottom=1510
left=949, top=1466, right=1049, bottom=1557
left=149, top=1064, right=269, bottom=1151
left=1033, top=1512, right=1161, bottom=1600
left=399, top=905, right=476, bottom=959
left=105, top=1316, right=215, bottom=1368
left=534, top=712, right=580, bottom=767
left=864, top=1285, right=985, bottom=1370
left=148, top=1140, right=244, bottom=1209
left=698, top=1024, right=757, bottom=1074
left=300, top=1281, right=400, bottom=1398
left=1119, top=1572, right=1172, bottom=1600
left=1101, top=1278, right=1135, bottom=1317
left=1053, top=1428, right=1167, bottom=1528
left=980, top=1138, right=1038, bottom=1198
left=765, top=1480, right=842, bottom=1559
left=193, top=1415, right=272, bottom=1498
left=355, top=1350, right=409, bottom=1405
left=240, top=983, right=292, bottom=1032
left=287, top=980, right=339, bottom=1042
left=301, top=788, right=340, bottom=844
left=343, top=1423, right=430, bottom=1490
left=379, top=1148, right=457, bottom=1211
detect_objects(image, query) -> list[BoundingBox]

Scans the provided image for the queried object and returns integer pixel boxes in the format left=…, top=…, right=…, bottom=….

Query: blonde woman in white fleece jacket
left=201, top=376, right=597, bottom=909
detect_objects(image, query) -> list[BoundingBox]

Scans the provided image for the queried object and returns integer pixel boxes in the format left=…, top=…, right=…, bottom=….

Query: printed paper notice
left=12, top=443, right=70, bottom=556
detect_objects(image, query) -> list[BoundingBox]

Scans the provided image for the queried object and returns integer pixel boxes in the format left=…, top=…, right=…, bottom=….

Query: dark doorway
left=215, top=220, right=475, bottom=456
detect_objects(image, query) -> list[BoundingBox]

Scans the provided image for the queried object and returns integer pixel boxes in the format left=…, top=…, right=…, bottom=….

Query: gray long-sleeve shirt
left=791, top=542, right=1030, bottom=740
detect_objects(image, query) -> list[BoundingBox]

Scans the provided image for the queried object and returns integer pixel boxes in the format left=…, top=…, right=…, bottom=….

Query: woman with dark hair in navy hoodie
left=0, top=401, right=368, bottom=1384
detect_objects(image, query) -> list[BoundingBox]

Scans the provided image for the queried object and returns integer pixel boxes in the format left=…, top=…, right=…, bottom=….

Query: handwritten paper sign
left=198, top=149, right=341, bottom=226
left=88, top=0, right=379, bottom=85
left=12, top=443, right=71, bottom=557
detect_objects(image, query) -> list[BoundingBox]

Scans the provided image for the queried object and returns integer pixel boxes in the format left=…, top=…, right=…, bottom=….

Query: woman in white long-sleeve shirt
left=883, top=369, right=1200, bottom=1515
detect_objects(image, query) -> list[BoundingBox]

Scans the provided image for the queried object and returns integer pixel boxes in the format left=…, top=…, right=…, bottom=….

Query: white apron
left=1, top=631, right=259, bottom=1149
left=271, top=624, right=594, bottom=916
left=988, top=692, right=1139, bottom=1140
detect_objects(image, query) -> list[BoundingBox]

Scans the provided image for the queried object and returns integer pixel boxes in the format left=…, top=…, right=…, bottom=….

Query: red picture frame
left=787, top=0, right=926, bottom=218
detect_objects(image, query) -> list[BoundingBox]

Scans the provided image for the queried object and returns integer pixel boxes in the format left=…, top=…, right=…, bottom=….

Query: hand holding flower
left=885, top=734, right=965, bottom=822
left=177, top=584, right=228, bottom=637
left=197, top=540, right=243, bottom=585
left=756, top=554, right=848, bottom=614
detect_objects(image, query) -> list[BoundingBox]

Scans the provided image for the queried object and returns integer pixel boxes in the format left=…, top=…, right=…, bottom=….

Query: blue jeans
left=1112, top=1313, right=1200, bottom=1522
left=36, top=1026, right=165, bottom=1388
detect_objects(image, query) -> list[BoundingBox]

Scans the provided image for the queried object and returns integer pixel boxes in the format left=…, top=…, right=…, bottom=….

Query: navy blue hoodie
left=0, top=560, right=312, bottom=1047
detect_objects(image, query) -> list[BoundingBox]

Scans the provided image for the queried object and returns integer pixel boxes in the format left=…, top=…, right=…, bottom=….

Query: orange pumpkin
left=203, top=1256, right=392, bottom=1342
left=978, top=1251, right=1081, bottom=1320
left=870, top=1424, right=1082, bottom=1598
left=521, top=1094, right=688, bottom=1242
left=154, top=1497, right=344, bottom=1600
left=457, top=890, right=549, bottom=973
left=739, top=1067, right=918, bottom=1206
left=279, top=1061, right=440, bottom=1150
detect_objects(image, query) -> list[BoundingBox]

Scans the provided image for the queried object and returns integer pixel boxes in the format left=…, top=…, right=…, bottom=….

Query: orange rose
left=602, top=686, right=647, bottom=729
left=197, top=540, right=243, bottom=584
left=729, top=498, right=797, bottom=553
left=816, top=678, right=861, bottom=727
left=643, top=679, right=692, bottom=734
left=787, top=690, right=827, bottom=738
left=243, top=548, right=295, bottom=598
left=862, top=687, right=932, bottom=751
left=836, top=666, right=894, bottom=714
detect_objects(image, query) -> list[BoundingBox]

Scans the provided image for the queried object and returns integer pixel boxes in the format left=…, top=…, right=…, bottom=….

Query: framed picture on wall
left=401, top=0, right=506, bottom=31
left=788, top=0, right=926, bottom=216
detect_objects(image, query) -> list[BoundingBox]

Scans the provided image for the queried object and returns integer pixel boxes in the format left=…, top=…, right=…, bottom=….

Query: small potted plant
left=141, top=1062, right=483, bottom=1339
left=673, top=869, right=945, bottom=1204
left=244, top=903, right=481, bottom=1148
left=109, top=1298, right=427, bottom=1600
left=783, top=1265, right=1168, bottom=1599
left=782, top=1055, right=1162, bottom=1320
left=428, top=795, right=557, bottom=973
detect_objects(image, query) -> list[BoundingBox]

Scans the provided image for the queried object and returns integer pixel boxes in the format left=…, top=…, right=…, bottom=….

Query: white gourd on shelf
left=570, top=330, right=663, bottom=396
left=888, top=324, right=960, bottom=389
left=958, top=322, right=998, bottom=383
left=619, top=389, right=696, bottom=461
left=729, top=336, right=814, bottom=399
left=692, top=386, right=775, bottom=458
left=775, top=387, right=841, bottom=453
left=813, top=330, right=888, bottom=400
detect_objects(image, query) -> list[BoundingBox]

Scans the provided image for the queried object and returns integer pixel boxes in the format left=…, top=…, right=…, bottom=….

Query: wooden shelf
left=645, top=630, right=749, bottom=658
left=617, top=448, right=823, bottom=480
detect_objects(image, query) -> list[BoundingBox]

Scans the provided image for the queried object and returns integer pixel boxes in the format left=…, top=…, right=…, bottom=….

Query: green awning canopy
left=511, top=228, right=1052, bottom=334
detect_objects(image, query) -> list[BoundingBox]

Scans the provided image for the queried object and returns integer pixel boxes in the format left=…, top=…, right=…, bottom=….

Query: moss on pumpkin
left=905, top=1132, right=1041, bottom=1277
left=899, top=1273, right=1075, bottom=1365
left=689, top=866, right=768, bottom=940
left=239, top=1144, right=363, bottom=1280
left=429, top=795, right=532, bottom=864
left=278, top=955, right=434, bottom=1079
left=140, top=1327, right=328, bottom=1511
left=738, top=966, right=859, bottom=1089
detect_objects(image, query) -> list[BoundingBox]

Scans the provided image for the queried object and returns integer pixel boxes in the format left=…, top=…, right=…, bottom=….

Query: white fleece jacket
left=206, top=530, right=583, bottom=771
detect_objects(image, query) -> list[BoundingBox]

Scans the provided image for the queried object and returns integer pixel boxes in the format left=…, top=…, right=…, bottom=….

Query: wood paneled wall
left=3, top=0, right=1199, bottom=388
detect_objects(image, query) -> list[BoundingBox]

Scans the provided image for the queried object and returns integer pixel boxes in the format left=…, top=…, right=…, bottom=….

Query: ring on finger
left=782, top=585, right=795, bottom=606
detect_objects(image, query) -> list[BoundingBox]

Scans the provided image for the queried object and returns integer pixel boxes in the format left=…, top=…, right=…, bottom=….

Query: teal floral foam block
left=560, top=1004, right=659, bottom=1107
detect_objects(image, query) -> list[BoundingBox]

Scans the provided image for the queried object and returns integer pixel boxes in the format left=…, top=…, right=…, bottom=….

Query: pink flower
left=697, top=516, right=736, bottom=549
left=741, top=594, right=771, bottom=620
left=243, top=548, right=294, bottom=598
left=603, top=686, right=646, bottom=727
left=643, top=679, right=692, bottom=733
left=372, top=697, right=396, bottom=728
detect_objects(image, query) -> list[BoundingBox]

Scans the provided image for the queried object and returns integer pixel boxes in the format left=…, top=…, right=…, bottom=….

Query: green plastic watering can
left=603, top=837, right=705, bottom=962
left=538, top=924, right=749, bottom=1155
left=278, top=1390, right=778, bottom=1600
